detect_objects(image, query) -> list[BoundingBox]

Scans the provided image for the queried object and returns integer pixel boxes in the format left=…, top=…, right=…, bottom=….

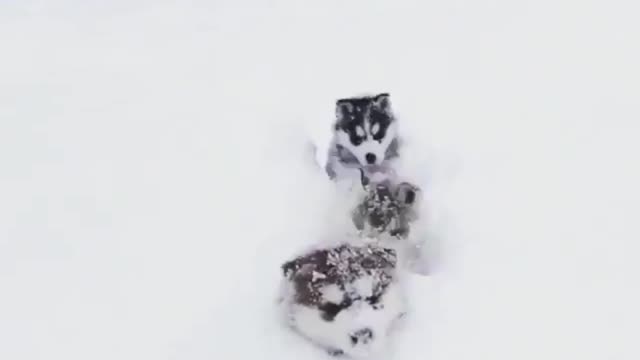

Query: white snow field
left=1, top=0, right=639, bottom=359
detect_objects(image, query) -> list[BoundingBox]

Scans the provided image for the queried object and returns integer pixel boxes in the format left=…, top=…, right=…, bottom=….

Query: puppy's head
left=333, top=93, right=398, bottom=167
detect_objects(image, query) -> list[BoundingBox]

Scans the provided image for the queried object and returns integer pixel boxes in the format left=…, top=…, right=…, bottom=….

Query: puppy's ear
left=282, top=258, right=309, bottom=278
left=282, top=258, right=318, bottom=280
left=335, top=100, right=354, bottom=121
left=281, top=260, right=298, bottom=278
left=396, top=183, right=420, bottom=206
left=373, top=93, right=391, bottom=112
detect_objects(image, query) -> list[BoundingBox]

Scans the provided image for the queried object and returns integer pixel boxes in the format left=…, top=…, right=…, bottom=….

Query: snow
left=1, top=0, right=639, bottom=360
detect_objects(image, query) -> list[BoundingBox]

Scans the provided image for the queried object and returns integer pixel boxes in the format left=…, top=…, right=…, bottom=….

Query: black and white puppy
left=279, top=243, right=406, bottom=358
left=325, top=93, right=401, bottom=184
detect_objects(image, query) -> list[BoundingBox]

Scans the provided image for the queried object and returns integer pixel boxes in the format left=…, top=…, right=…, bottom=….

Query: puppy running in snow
left=324, top=93, right=401, bottom=186
left=278, top=243, right=407, bottom=358
left=348, top=170, right=429, bottom=276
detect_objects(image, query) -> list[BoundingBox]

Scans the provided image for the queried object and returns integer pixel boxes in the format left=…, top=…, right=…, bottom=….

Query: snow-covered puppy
left=325, top=93, right=401, bottom=185
left=351, top=174, right=426, bottom=274
left=352, top=176, right=421, bottom=240
left=279, top=243, right=406, bottom=358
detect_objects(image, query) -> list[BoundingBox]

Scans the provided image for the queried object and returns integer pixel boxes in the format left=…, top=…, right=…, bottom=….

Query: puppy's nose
left=350, top=327, right=374, bottom=345
left=365, top=153, right=377, bottom=164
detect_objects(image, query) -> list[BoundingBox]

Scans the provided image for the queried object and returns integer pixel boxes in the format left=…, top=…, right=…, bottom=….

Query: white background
left=1, top=0, right=639, bottom=359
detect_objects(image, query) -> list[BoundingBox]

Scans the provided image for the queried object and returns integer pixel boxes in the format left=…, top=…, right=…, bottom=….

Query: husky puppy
left=325, top=93, right=401, bottom=184
left=279, top=243, right=406, bottom=358
left=351, top=176, right=421, bottom=240
left=350, top=174, right=426, bottom=274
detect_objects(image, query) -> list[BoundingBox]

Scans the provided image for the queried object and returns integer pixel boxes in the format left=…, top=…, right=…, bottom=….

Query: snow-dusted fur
left=278, top=243, right=408, bottom=358
left=351, top=180, right=421, bottom=240
left=350, top=179, right=427, bottom=274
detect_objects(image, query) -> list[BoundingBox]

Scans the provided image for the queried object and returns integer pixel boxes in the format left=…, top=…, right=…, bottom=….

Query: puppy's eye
left=369, top=119, right=387, bottom=141
left=351, top=135, right=364, bottom=146
left=350, top=127, right=366, bottom=146
left=365, top=294, right=381, bottom=305
left=341, top=297, right=353, bottom=308
left=319, top=302, right=342, bottom=321
left=370, top=123, right=380, bottom=136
